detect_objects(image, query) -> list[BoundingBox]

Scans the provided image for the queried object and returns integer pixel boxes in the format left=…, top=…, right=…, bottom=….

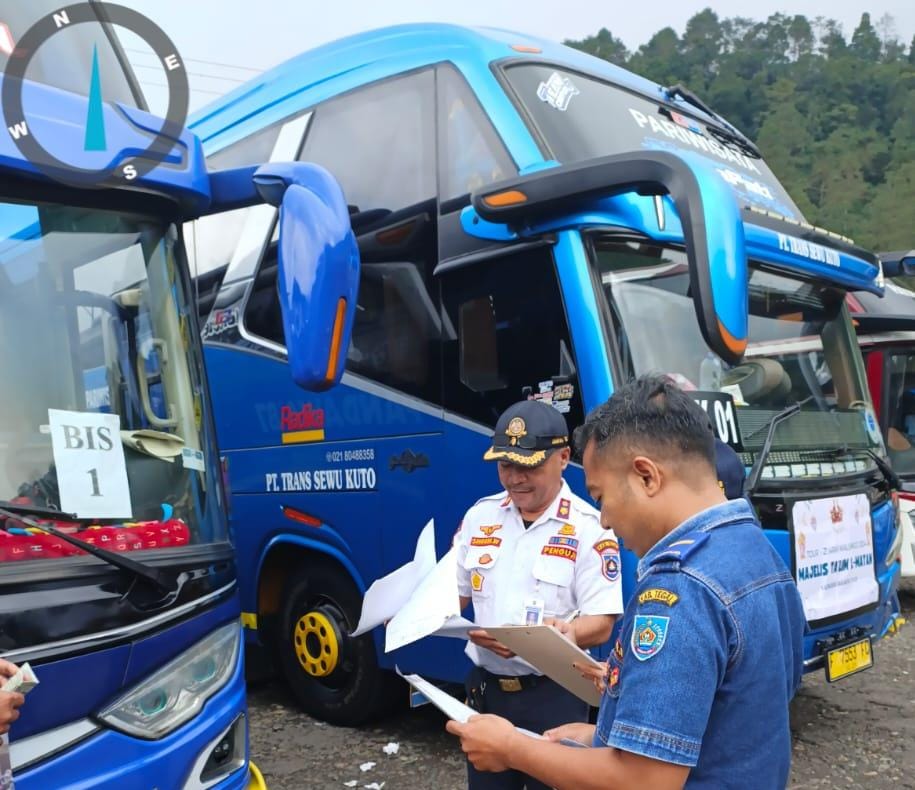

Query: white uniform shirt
left=455, top=479, right=624, bottom=676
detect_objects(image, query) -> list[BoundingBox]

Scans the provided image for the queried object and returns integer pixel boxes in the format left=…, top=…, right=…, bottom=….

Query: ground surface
left=248, top=581, right=915, bottom=789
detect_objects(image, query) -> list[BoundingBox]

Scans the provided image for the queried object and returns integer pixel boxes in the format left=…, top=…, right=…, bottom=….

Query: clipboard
left=484, top=625, right=604, bottom=706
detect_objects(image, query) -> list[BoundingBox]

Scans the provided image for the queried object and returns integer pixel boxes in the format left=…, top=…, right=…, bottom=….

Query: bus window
left=440, top=246, right=583, bottom=432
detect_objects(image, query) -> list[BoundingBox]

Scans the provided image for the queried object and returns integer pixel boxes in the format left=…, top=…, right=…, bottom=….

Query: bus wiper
left=744, top=399, right=810, bottom=497
left=801, top=446, right=901, bottom=490
left=664, top=84, right=761, bottom=159
left=0, top=501, right=181, bottom=599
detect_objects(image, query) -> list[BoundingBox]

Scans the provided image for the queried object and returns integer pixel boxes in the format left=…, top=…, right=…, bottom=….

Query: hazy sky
left=19, top=1, right=915, bottom=112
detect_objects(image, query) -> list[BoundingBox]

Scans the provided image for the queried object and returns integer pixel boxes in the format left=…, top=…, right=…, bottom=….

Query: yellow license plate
left=825, top=638, right=873, bottom=682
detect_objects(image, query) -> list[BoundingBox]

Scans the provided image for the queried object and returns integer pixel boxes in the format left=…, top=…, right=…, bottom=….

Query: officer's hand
left=543, top=721, right=596, bottom=746
left=0, top=691, right=25, bottom=735
left=468, top=629, right=515, bottom=659
left=543, top=617, right=574, bottom=639
left=573, top=659, right=609, bottom=693
left=0, top=659, right=18, bottom=681
left=446, top=714, right=518, bottom=772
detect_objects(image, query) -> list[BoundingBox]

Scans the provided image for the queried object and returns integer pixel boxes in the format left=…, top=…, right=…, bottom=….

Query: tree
left=851, top=13, right=881, bottom=62
left=564, top=28, right=629, bottom=66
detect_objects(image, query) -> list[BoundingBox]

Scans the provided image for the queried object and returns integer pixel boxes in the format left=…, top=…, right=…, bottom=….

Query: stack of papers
left=352, top=520, right=476, bottom=652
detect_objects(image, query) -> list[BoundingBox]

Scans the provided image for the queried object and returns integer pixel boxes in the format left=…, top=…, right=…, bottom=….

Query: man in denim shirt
left=447, top=375, right=806, bottom=789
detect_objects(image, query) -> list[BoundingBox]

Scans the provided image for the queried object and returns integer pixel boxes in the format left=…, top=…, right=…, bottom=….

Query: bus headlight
left=98, top=621, right=240, bottom=739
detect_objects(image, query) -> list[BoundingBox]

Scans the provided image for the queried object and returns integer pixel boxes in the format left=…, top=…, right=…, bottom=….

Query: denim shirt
left=593, top=499, right=806, bottom=789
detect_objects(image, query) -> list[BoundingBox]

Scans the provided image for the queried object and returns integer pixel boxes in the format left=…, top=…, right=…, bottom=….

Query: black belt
left=481, top=669, right=542, bottom=693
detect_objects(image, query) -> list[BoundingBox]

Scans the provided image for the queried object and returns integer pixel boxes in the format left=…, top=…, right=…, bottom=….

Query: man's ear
left=631, top=455, right=662, bottom=496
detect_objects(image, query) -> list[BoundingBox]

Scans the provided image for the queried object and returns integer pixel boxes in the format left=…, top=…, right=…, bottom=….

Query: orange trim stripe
left=482, top=189, right=528, bottom=208
left=324, top=298, right=347, bottom=384
left=282, top=429, right=325, bottom=444
left=717, top=319, right=747, bottom=356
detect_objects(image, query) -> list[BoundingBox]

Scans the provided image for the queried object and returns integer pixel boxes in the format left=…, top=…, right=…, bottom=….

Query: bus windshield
left=501, top=62, right=801, bottom=222
left=0, top=198, right=225, bottom=563
left=591, top=236, right=883, bottom=479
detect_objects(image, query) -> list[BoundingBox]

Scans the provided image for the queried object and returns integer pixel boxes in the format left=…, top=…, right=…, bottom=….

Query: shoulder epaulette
left=648, top=531, right=710, bottom=566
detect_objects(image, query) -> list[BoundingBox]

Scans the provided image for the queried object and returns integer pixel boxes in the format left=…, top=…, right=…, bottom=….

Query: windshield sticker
left=715, top=167, right=774, bottom=202
left=776, top=233, right=840, bottom=266
left=526, top=380, right=574, bottom=414
left=628, top=108, right=761, bottom=174
left=862, top=408, right=882, bottom=445
left=181, top=447, right=205, bottom=472
left=537, top=71, right=580, bottom=112
left=792, top=495, right=878, bottom=621
left=48, top=409, right=132, bottom=519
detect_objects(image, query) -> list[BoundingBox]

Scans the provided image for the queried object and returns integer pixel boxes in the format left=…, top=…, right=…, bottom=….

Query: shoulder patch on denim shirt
left=631, top=615, right=669, bottom=660
left=648, top=531, right=709, bottom=566
left=637, top=588, right=680, bottom=607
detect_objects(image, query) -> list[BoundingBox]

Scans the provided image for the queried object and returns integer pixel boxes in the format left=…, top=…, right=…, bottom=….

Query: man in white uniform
left=454, top=399, right=623, bottom=790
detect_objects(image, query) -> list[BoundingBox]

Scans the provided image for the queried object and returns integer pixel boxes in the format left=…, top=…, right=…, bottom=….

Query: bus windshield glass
left=501, top=62, right=802, bottom=221
left=0, top=198, right=225, bottom=563
left=591, top=236, right=882, bottom=479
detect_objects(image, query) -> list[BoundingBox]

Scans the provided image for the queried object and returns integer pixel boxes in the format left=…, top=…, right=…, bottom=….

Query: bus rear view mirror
left=470, top=151, right=749, bottom=365
left=253, top=162, right=360, bottom=390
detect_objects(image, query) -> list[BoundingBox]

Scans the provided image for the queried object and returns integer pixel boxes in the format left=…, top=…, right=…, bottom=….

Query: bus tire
left=276, top=562, right=400, bottom=726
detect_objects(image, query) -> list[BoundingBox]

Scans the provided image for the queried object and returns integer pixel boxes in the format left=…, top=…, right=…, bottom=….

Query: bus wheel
left=277, top=562, right=399, bottom=725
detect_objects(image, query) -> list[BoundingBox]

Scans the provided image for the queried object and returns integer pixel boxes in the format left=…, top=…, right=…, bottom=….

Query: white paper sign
left=49, top=409, right=132, bottom=519
left=792, top=494, right=878, bottom=621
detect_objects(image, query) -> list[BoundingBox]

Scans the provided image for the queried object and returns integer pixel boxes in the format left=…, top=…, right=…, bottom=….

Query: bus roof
left=0, top=76, right=209, bottom=214
left=189, top=23, right=722, bottom=144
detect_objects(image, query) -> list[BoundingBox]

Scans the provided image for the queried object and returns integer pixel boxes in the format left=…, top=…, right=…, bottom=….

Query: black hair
left=573, top=374, right=716, bottom=470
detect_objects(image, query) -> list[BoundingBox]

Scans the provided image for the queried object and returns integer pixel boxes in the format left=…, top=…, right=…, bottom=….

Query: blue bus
left=189, top=24, right=901, bottom=725
left=0, top=5, right=358, bottom=785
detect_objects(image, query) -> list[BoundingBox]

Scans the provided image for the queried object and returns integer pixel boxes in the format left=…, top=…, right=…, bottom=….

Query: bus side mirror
left=879, top=250, right=915, bottom=277
left=253, top=162, right=360, bottom=390
left=468, top=150, right=748, bottom=365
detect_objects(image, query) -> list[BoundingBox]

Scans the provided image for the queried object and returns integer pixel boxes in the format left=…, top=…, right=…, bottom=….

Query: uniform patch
left=637, top=588, right=680, bottom=607
left=557, top=499, right=571, bottom=519
left=541, top=545, right=577, bottom=561
left=650, top=532, right=709, bottom=565
left=479, top=553, right=493, bottom=565
left=558, top=523, right=576, bottom=536
left=613, top=638, right=624, bottom=661
left=631, top=615, right=670, bottom=661
left=471, top=570, right=484, bottom=592
left=548, top=535, right=579, bottom=549
left=470, top=536, right=502, bottom=547
left=609, top=665, right=620, bottom=690
left=594, top=538, right=620, bottom=581
left=479, top=524, right=502, bottom=537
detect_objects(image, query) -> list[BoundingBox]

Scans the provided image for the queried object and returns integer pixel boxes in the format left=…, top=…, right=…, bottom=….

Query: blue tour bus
left=188, top=24, right=901, bottom=725
left=0, top=10, right=358, bottom=786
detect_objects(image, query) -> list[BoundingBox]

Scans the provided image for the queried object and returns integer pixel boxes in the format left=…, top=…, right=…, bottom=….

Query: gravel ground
left=248, top=581, right=915, bottom=789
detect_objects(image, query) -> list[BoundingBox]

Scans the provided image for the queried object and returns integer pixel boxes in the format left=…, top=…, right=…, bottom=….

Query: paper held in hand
left=483, top=625, right=604, bottom=707
left=1, top=663, right=39, bottom=695
left=351, top=519, right=476, bottom=651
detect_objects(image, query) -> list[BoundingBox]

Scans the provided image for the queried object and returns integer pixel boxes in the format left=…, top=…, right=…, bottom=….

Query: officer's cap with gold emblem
left=483, top=400, right=569, bottom=467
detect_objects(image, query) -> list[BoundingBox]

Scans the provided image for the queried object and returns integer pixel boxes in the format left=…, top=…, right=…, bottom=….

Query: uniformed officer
left=448, top=375, right=806, bottom=790
left=454, top=399, right=623, bottom=790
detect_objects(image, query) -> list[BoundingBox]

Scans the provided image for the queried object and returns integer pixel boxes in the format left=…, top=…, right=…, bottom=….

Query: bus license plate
left=825, top=638, right=873, bottom=682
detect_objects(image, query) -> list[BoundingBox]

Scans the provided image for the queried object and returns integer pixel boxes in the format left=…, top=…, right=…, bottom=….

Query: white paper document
left=352, top=520, right=478, bottom=649
left=352, top=520, right=438, bottom=637
left=484, top=625, right=604, bottom=707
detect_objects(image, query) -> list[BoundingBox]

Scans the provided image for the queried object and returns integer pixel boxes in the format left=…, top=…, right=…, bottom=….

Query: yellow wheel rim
left=293, top=610, right=339, bottom=677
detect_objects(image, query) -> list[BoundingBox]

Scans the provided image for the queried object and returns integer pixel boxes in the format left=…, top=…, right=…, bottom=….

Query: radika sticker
left=541, top=545, right=577, bottom=561
left=479, top=524, right=502, bottom=537
left=637, top=588, right=680, bottom=607
left=631, top=615, right=670, bottom=661
left=556, top=499, right=571, bottom=519
left=471, top=570, right=484, bottom=592
left=470, top=536, right=502, bottom=548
